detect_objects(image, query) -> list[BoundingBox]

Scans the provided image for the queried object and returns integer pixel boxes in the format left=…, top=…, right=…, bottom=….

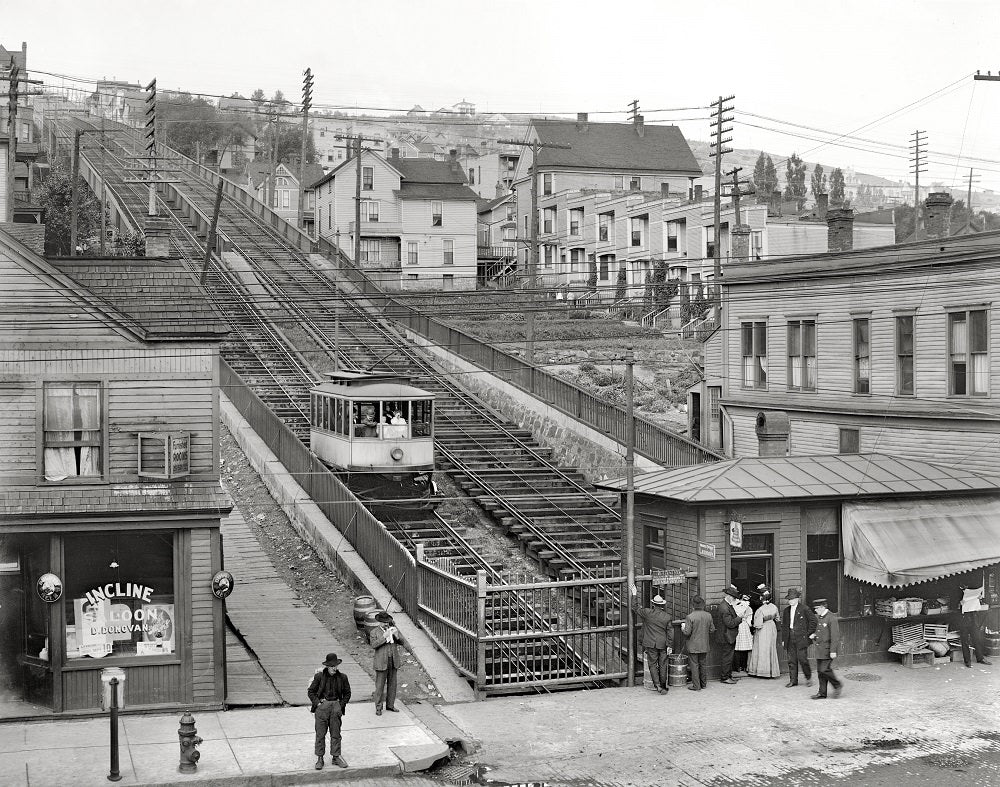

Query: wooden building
left=598, top=453, right=1000, bottom=672
left=0, top=230, right=232, bottom=716
left=688, top=221, right=1000, bottom=474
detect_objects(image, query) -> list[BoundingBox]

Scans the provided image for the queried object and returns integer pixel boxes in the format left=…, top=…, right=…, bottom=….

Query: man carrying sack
left=370, top=611, right=401, bottom=714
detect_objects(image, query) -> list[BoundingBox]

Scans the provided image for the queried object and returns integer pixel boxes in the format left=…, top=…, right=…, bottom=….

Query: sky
left=9, top=0, right=1000, bottom=191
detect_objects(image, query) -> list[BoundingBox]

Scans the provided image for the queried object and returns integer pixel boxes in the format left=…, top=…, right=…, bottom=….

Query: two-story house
left=312, top=148, right=479, bottom=290
left=0, top=229, right=233, bottom=715
left=512, top=114, right=705, bottom=285
left=477, top=192, right=517, bottom=287
left=689, top=198, right=1000, bottom=477
left=248, top=161, right=324, bottom=226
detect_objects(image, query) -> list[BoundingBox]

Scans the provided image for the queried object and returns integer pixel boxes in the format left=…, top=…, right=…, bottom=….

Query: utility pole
left=709, top=95, right=734, bottom=311
left=497, top=136, right=570, bottom=365
left=726, top=166, right=745, bottom=223
left=965, top=168, right=980, bottom=226
left=70, top=129, right=81, bottom=256
left=268, top=103, right=278, bottom=210
left=624, top=346, right=636, bottom=688
left=973, top=71, right=1000, bottom=82
left=144, top=78, right=158, bottom=216
left=627, top=98, right=640, bottom=124
left=99, top=112, right=106, bottom=254
left=909, top=130, right=927, bottom=239
left=199, top=179, right=225, bottom=285
left=298, top=67, right=313, bottom=229
left=334, top=133, right=381, bottom=265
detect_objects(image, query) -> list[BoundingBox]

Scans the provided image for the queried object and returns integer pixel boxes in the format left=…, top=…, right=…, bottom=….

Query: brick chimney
left=390, top=147, right=400, bottom=160
left=816, top=193, right=829, bottom=219
left=634, top=114, right=645, bottom=137
left=448, top=148, right=461, bottom=177
left=827, top=207, right=855, bottom=252
left=693, top=184, right=703, bottom=202
left=577, top=112, right=588, bottom=122
left=924, top=192, right=954, bottom=238
left=143, top=216, right=173, bottom=258
left=661, top=183, right=670, bottom=197
left=730, top=224, right=752, bottom=263
left=755, top=411, right=790, bottom=457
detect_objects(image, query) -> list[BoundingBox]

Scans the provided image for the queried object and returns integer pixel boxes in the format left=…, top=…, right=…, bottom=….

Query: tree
left=614, top=263, right=628, bottom=302
left=810, top=164, right=827, bottom=201
left=587, top=255, right=598, bottom=289
left=784, top=153, right=807, bottom=209
left=752, top=152, right=778, bottom=204
left=38, top=163, right=103, bottom=255
left=829, top=168, right=846, bottom=205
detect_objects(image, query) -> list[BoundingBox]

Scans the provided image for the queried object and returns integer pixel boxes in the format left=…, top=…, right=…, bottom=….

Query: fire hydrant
left=178, top=711, right=203, bottom=773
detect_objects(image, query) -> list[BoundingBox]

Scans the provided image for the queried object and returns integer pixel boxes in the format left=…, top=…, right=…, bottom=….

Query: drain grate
left=433, top=764, right=480, bottom=785
left=843, top=672, right=882, bottom=682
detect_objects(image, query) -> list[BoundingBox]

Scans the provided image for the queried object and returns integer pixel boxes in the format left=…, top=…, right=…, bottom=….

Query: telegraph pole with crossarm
left=497, top=137, right=571, bottom=365
left=709, top=95, right=734, bottom=310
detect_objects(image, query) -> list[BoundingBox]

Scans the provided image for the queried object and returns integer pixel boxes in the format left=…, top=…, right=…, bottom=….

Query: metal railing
left=221, top=360, right=418, bottom=617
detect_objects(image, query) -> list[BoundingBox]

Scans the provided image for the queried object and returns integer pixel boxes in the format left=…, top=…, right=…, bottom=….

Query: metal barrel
left=353, top=595, right=377, bottom=627
left=667, top=653, right=689, bottom=687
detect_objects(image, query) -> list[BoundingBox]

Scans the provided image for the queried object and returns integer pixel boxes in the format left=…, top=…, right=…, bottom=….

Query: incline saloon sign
left=85, top=582, right=155, bottom=606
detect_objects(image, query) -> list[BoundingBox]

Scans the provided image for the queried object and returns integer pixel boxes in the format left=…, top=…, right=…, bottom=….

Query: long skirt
left=747, top=620, right=781, bottom=677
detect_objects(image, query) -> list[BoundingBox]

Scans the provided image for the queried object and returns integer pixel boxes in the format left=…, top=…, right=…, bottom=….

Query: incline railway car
left=309, top=370, right=437, bottom=520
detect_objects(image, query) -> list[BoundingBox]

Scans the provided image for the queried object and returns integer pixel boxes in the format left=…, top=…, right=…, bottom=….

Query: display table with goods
left=877, top=595, right=994, bottom=667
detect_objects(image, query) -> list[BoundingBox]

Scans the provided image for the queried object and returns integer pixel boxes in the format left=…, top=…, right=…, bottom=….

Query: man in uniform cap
left=810, top=599, right=843, bottom=699
left=780, top=587, right=817, bottom=688
left=631, top=587, right=672, bottom=694
left=307, top=652, right=351, bottom=770
left=716, top=584, right=742, bottom=684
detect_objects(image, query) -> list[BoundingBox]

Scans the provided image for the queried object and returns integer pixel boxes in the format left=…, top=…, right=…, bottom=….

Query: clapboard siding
left=0, top=385, right=36, bottom=477
left=62, top=663, right=182, bottom=711
left=189, top=528, right=221, bottom=704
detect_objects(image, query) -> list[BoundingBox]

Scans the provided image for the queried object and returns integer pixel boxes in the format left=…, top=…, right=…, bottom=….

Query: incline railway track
left=55, top=116, right=629, bottom=689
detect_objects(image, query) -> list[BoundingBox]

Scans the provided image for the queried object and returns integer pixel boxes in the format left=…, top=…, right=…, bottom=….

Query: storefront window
left=805, top=507, right=840, bottom=613
left=64, top=533, right=175, bottom=659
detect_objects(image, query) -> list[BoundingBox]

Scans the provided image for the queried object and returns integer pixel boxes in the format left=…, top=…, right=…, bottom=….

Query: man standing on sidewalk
left=781, top=587, right=817, bottom=688
left=632, top=587, right=672, bottom=694
left=308, top=652, right=351, bottom=770
left=682, top=596, right=715, bottom=691
left=717, top=585, right=742, bottom=684
left=810, top=599, right=843, bottom=699
left=370, top=611, right=401, bottom=715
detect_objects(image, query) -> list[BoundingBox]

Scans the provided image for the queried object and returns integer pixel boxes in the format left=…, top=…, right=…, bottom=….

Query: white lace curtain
left=43, top=384, right=101, bottom=481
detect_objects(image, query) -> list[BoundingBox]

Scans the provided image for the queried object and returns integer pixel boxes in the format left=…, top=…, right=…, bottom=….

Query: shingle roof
left=398, top=183, right=479, bottom=200
left=0, top=481, right=233, bottom=519
left=47, top=258, right=229, bottom=339
left=595, top=454, right=1000, bottom=503
left=394, top=158, right=467, bottom=184
left=531, top=119, right=704, bottom=175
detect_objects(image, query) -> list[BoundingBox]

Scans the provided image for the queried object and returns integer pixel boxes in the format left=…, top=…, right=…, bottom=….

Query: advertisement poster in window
left=729, top=520, right=743, bottom=549
left=74, top=597, right=113, bottom=658
left=139, top=603, right=175, bottom=654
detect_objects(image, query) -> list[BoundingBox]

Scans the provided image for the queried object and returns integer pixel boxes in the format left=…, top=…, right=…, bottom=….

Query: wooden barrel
left=362, top=610, right=383, bottom=641
left=985, top=633, right=1000, bottom=657
left=667, top=653, right=689, bottom=687
left=353, top=595, right=377, bottom=628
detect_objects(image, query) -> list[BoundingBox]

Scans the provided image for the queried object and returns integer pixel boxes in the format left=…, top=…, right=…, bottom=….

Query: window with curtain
left=543, top=207, right=555, bottom=234
left=949, top=309, right=989, bottom=396
left=896, top=314, right=915, bottom=396
left=362, top=200, right=379, bottom=222
left=787, top=319, right=817, bottom=391
left=432, top=201, right=443, bottom=227
left=853, top=317, right=870, bottom=394
left=569, top=209, right=583, bottom=236
left=666, top=221, right=679, bottom=252
left=407, top=242, right=418, bottom=265
left=44, top=383, right=102, bottom=482
left=741, top=321, right=767, bottom=389
left=599, top=212, right=612, bottom=242
left=362, top=166, right=374, bottom=190
left=443, top=239, right=454, bottom=265
left=542, top=173, right=552, bottom=195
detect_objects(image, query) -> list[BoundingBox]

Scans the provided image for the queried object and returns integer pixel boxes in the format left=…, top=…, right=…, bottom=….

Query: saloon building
left=0, top=229, right=233, bottom=716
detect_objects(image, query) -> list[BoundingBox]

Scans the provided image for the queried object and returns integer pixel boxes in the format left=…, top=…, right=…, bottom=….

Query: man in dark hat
left=716, top=584, right=742, bottom=684
left=631, top=588, right=672, bottom=694
left=780, top=587, right=817, bottom=688
left=308, top=652, right=352, bottom=770
left=370, top=611, right=400, bottom=715
left=810, top=599, right=843, bottom=699
left=682, top=596, right=715, bottom=691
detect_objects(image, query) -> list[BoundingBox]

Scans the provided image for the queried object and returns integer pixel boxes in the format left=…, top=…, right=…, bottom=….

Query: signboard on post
left=698, top=541, right=717, bottom=560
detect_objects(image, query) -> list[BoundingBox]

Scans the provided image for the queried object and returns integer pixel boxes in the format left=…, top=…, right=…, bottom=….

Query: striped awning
left=842, top=496, right=1000, bottom=587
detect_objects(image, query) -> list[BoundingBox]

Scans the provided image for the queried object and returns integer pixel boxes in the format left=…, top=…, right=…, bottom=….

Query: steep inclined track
left=60, top=117, right=628, bottom=688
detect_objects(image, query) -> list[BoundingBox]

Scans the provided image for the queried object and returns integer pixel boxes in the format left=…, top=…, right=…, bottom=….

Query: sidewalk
left=438, top=659, right=1000, bottom=786
left=0, top=704, right=447, bottom=786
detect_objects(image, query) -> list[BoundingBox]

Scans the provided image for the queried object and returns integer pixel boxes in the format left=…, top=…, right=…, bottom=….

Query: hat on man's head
left=322, top=652, right=343, bottom=667
left=375, top=611, right=394, bottom=624
left=724, top=584, right=740, bottom=598
left=811, top=598, right=828, bottom=607
left=651, top=595, right=666, bottom=606
left=785, top=587, right=801, bottom=600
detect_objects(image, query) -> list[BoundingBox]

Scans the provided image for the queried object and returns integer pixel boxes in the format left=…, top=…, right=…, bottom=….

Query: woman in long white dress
left=747, top=589, right=781, bottom=678
left=733, top=594, right=754, bottom=674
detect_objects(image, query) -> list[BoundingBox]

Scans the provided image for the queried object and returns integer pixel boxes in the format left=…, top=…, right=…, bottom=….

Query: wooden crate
left=899, top=649, right=935, bottom=668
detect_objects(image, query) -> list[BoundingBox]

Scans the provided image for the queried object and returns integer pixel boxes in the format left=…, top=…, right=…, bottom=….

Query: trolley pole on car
left=624, top=347, right=636, bottom=687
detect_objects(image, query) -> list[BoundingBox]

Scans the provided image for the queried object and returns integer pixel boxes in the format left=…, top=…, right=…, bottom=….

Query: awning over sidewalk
left=842, top=496, right=1000, bottom=587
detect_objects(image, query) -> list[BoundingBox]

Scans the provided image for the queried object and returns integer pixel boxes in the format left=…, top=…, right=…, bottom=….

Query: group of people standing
left=634, top=583, right=843, bottom=700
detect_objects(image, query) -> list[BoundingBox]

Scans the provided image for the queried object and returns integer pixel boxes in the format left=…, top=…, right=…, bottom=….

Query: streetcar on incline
left=309, top=370, right=438, bottom=520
